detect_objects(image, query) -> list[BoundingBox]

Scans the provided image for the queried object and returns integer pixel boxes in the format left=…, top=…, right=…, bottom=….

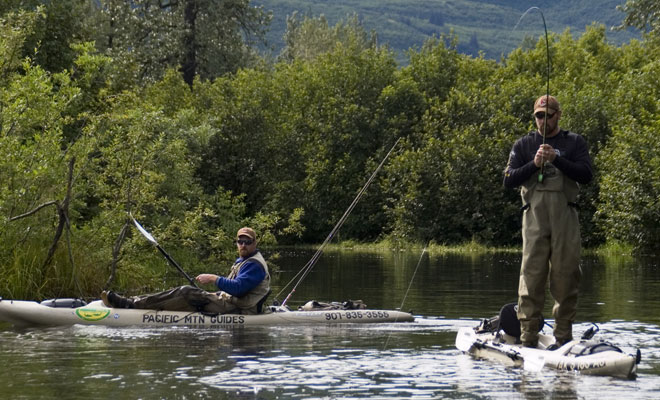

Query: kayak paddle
left=130, top=214, right=199, bottom=288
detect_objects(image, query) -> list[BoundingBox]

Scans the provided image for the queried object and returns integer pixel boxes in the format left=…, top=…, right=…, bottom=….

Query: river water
left=1, top=249, right=659, bottom=399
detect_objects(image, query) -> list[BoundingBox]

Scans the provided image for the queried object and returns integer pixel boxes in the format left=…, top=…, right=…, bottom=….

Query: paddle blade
left=523, top=352, right=545, bottom=372
left=455, top=327, right=477, bottom=352
left=132, top=217, right=159, bottom=246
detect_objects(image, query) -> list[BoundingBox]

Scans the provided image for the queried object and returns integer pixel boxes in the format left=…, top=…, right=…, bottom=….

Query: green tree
left=292, top=45, right=397, bottom=241
left=597, top=119, right=660, bottom=253
left=617, top=0, right=660, bottom=35
left=595, top=45, right=660, bottom=253
left=194, top=67, right=282, bottom=213
left=380, top=36, right=527, bottom=246
left=0, top=0, right=97, bottom=74
left=0, top=9, right=87, bottom=298
left=98, top=0, right=271, bottom=86
left=543, top=25, right=627, bottom=246
left=280, top=13, right=378, bottom=62
left=193, top=16, right=398, bottom=242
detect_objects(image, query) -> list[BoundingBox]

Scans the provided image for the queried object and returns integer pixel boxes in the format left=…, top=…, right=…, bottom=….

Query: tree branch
left=9, top=201, right=58, bottom=221
left=43, top=158, right=75, bottom=269
left=105, top=219, right=131, bottom=290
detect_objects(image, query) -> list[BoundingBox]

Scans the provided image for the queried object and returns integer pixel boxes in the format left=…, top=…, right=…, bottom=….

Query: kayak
left=455, top=325, right=641, bottom=379
left=0, top=298, right=414, bottom=328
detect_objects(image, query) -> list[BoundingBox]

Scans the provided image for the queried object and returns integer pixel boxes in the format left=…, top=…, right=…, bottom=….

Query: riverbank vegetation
left=1, top=1, right=658, bottom=299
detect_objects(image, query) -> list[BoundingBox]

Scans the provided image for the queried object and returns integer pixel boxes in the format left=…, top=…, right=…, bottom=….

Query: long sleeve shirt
left=504, top=130, right=593, bottom=188
left=215, top=253, right=266, bottom=297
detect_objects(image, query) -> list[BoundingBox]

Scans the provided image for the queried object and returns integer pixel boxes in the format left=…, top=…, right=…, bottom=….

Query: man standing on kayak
left=101, top=227, right=271, bottom=314
left=503, top=95, right=593, bottom=348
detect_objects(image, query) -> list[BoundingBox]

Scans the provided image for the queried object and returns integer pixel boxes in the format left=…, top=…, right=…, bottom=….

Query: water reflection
left=1, top=250, right=659, bottom=399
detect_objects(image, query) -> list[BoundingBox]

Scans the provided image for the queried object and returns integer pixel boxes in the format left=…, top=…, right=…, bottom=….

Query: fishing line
left=276, top=138, right=402, bottom=307
left=383, top=243, right=427, bottom=351
left=514, top=7, right=551, bottom=183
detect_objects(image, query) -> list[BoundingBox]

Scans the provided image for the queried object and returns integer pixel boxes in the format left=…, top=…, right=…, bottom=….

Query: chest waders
left=517, top=162, right=581, bottom=345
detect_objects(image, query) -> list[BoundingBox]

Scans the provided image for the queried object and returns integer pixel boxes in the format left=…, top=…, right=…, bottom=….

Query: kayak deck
left=455, top=326, right=640, bottom=379
left=0, top=298, right=414, bottom=328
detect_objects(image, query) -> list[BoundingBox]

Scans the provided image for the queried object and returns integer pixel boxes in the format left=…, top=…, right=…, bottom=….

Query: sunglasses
left=534, top=111, right=556, bottom=119
left=235, top=239, right=254, bottom=246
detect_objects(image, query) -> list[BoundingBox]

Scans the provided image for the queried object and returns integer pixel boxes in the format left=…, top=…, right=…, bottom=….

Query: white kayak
left=455, top=325, right=640, bottom=379
left=0, top=298, right=414, bottom=328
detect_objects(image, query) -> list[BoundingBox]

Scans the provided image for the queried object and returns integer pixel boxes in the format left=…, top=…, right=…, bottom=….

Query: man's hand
left=534, top=144, right=557, bottom=167
left=196, top=273, right=218, bottom=285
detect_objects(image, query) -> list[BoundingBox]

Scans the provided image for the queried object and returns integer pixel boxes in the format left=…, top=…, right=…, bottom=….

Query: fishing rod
left=130, top=214, right=199, bottom=288
left=515, top=7, right=552, bottom=183
left=277, top=138, right=401, bottom=307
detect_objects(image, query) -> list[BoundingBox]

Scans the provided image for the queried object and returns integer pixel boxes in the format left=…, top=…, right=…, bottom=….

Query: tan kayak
left=0, top=298, right=414, bottom=328
left=456, top=326, right=640, bottom=380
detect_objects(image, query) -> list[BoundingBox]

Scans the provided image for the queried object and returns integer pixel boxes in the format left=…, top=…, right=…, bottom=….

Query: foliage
left=0, top=9, right=85, bottom=298
left=0, top=8, right=293, bottom=299
left=595, top=54, right=660, bottom=254
left=1, top=6, right=660, bottom=299
left=0, top=0, right=98, bottom=74
left=289, top=43, right=397, bottom=241
left=97, top=0, right=272, bottom=86
left=617, top=0, right=660, bottom=35
left=279, top=12, right=378, bottom=62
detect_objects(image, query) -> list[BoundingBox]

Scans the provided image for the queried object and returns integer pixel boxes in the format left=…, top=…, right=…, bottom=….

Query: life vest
left=223, top=251, right=271, bottom=314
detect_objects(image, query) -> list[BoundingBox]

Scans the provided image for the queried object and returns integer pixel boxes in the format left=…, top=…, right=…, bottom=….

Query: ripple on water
left=1, top=319, right=659, bottom=399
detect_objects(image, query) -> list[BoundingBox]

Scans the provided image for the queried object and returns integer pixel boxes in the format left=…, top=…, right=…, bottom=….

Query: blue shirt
left=214, top=252, right=266, bottom=297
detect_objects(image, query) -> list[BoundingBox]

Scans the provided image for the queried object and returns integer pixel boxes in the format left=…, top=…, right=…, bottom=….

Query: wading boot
left=101, top=291, right=134, bottom=309
left=520, top=318, right=540, bottom=348
left=547, top=338, right=571, bottom=351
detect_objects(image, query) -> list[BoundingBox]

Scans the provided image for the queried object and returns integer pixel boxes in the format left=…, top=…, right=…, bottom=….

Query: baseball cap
left=534, top=95, right=560, bottom=114
left=236, top=227, right=256, bottom=241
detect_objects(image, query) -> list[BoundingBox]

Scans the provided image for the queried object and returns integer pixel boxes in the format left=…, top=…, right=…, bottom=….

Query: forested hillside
left=254, top=0, right=639, bottom=61
left=1, top=1, right=658, bottom=299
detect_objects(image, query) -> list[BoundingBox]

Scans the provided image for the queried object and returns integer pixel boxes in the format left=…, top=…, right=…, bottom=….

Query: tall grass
left=315, top=237, right=520, bottom=254
left=0, top=239, right=194, bottom=301
left=1, top=245, right=45, bottom=300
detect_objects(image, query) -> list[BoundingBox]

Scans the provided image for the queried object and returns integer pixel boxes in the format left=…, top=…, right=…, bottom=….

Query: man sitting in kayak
left=101, top=227, right=271, bottom=315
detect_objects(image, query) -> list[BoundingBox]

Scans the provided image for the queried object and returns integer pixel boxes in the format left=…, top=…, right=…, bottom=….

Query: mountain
left=253, top=0, right=640, bottom=63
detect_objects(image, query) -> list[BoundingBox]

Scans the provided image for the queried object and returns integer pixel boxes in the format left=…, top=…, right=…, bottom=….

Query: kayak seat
left=498, top=303, right=544, bottom=338
left=475, top=303, right=544, bottom=338
left=41, top=298, right=87, bottom=308
left=256, top=289, right=272, bottom=314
